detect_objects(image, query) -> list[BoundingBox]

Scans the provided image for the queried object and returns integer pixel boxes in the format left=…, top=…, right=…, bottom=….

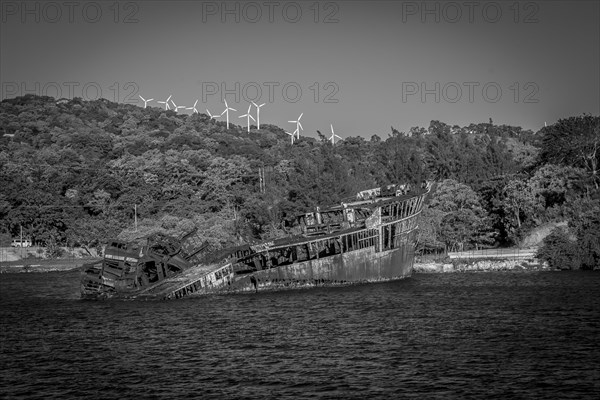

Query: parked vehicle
left=11, top=239, right=32, bottom=247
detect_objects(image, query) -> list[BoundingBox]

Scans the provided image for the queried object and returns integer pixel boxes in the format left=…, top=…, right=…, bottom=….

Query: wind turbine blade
left=147, top=99, right=153, bottom=102
left=193, top=100, right=198, bottom=107
left=298, top=122, right=303, bottom=130
left=288, top=120, right=295, bottom=123
left=259, top=103, right=265, bottom=107
left=330, top=124, right=334, bottom=133
left=224, top=100, right=228, bottom=107
left=252, top=101, right=257, bottom=107
left=230, top=108, right=237, bottom=112
left=166, top=95, right=172, bottom=102
left=247, top=105, right=252, bottom=113
left=298, top=113, right=303, bottom=120
left=139, top=95, right=145, bottom=101
left=250, top=115, right=255, bottom=121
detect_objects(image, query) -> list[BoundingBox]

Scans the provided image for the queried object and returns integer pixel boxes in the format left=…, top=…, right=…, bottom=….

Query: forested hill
left=1, top=95, right=598, bottom=267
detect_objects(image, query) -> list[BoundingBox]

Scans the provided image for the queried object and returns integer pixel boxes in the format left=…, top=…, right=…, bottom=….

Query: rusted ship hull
left=215, top=245, right=415, bottom=295
left=81, top=183, right=431, bottom=300
left=160, top=217, right=420, bottom=299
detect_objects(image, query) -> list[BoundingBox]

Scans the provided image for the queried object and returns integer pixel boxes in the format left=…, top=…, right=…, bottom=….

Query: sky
left=1, top=0, right=599, bottom=139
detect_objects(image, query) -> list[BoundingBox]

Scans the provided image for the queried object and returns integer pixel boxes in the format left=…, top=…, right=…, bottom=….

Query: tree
left=501, top=178, right=543, bottom=242
left=540, top=115, right=600, bottom=189
left=426, top=179, right=494, bottom=250
left=536, top=227, right=580, bottom=270
left=416, top=206, right=446, bottom=252
left=528, top=164, right=587, bottom=219
left=199, top=156, right=253, bottom=211
left=571, top=207, right=600, bottom=270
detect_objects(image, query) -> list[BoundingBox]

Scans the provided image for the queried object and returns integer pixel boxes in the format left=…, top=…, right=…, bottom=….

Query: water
left=1, top=270, right=599, bottom=399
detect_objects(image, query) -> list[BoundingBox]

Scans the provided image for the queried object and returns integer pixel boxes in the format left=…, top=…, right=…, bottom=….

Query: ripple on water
left=1, top=271, right=599, bottom=399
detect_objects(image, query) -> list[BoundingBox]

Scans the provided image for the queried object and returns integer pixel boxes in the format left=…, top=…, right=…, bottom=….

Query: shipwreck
left=81, top=182, right=432, bottom=299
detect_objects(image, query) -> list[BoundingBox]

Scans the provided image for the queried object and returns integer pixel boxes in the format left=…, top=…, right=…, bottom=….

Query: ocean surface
left=1, top=270, right=599, bottom=399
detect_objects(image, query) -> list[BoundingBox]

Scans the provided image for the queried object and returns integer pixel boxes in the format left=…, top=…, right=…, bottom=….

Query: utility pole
left=259, top=167, right=266, bottom=193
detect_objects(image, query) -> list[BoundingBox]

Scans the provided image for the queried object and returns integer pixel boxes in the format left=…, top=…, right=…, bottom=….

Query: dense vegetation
left=1, top=95, right=598, bottom=268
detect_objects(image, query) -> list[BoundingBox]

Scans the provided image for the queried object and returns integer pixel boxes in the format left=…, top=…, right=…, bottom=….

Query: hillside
left=1, top=95, right=598, bottom=267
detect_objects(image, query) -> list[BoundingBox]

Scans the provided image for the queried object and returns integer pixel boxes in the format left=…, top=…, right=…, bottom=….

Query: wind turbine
left=251, top=101, right=265, bottom=129
left=329, top=124, right=342, bottom=145
left=239, top=104, right=256, bottom=133
left=206, top=109, right=220, bottom=120
left=288, top=113, right=303, bottom=139
left=285, top=131, right=295, bottom=144
left=221, top=100, right=237, bottom=129
left=138, top=95, right=153, bottom=108
left=170, top=98, right=187, bottom=113
left=157, top=95, right=172, bottom=110
left=186, top=99, right=199, bottom=114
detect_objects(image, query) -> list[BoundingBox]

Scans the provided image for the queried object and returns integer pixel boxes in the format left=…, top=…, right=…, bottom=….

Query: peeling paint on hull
left=181, top=243, right=415, bottom=297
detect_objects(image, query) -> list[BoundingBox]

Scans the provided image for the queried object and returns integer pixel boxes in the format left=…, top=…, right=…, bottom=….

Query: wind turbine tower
left=186, top=99, right=199, bottom=114
left=170, top=99, right=187, bottom=113
left=252, top=101, right=265, bottom=129
left=221, top=100, right=237, bottom=129
left=329, top=124, right=343, bottom=145
left=157, top=95, right=172, bottom=110
left=206, top=109, right=221, bottom=120
left=285, top=131, right=295, bottom=144
left=239, top=104, right=256, bottom=133
left=288, top=113, right=303, bottom=139
left=139, top=95, right=153, bottom=108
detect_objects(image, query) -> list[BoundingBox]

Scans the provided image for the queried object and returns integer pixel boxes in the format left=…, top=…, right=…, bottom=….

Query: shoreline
left=0, top=258, right=100, bottom=274
left=2, top=258, right=549, bottom=274
left=414, top=259, right=550, bottom=273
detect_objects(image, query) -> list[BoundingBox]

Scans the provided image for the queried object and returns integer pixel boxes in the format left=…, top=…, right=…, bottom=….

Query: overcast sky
left=1, top=0, right=598, bottom=138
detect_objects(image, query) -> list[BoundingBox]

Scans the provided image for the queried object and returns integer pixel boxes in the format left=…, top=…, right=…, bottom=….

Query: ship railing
left=167, top=262, right=234, bottom=299
left=305, top=222, right=344, bottom=236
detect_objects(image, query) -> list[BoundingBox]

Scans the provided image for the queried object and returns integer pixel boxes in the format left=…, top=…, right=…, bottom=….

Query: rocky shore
left=414, top=259, right=549, bottom=273
left=0, top=258, right=100, bottom=273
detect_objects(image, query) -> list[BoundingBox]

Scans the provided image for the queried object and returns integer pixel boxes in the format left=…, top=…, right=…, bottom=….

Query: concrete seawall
left=414, top=259, right=549, bottom=273
left=0, top=258, right=101, bottom=273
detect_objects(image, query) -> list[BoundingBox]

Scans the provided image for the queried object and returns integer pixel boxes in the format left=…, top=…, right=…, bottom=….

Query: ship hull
left=222, top=245, right=414, bottom=294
